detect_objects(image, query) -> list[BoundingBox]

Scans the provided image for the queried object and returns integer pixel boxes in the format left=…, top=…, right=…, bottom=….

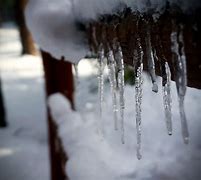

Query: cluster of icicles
left=95, top=25, right=189, bottom=160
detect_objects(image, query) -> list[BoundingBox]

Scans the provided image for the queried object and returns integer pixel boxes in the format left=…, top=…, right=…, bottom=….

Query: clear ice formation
left=93, top=22, right=190, bottom=159
left=145, top=29, right=158, bottom=93
left=134, top=38, right=144, bottom=160
left=171, top=28, right=189, bottom=144
left=107, top=47, right=118, bottom=130
left=73, top=63, right=79, bottom=84
left=115, top=44, right=125, bottom=144
left=135, top=63, right=143, bottom=160
left=98, top=44, right=105, bottom=135
left=162, top=62, right=172, bottom=135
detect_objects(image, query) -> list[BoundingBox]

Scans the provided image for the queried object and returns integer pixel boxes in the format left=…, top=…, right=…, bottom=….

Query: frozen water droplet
left=162, top=62, right=172, bottom=135
left=107, top=47, right=118, bottom=130
left=171, top=27, right=189, bottom=143
left=152, top=82, right=158, bottom=93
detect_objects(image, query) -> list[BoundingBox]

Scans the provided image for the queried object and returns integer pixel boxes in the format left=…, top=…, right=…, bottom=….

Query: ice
left=145, top=28, right=158, bottom=93
left=134, top=37, right=144, bottom=160
left=162, top=62, right=172, bottom=135
left=171, top=28, right=189, bottom=144
left=107, top=48, right=118, bottom=130
left=98, top=44, right=105, bottom=135
left=73, top=63, right=79, bottom=84
left=115, top=44, right=125, bottom=144
left=135, top=63, right=143, bottom=160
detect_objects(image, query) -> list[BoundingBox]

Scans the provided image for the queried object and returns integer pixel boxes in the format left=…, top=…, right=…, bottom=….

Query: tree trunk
left=16, top=0, right=37, bottom=55
left=0, top=76, right=7, bottom=128
left=42, top=51, right=74, bottom=180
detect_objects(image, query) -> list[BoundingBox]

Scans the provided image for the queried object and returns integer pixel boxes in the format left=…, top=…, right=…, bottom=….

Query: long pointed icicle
left=134, top=38, right=144, bottom=160
left=145, top=28, right=158, bottom=93
left=116, top=44, right=125, bottom=144
left=162, top=62, right=172, bottom=135
left=98, top=44, right=105, bottom=135
left=107, top=47, right=118, bottom=130
left=171, top=28, right=189, bottom=144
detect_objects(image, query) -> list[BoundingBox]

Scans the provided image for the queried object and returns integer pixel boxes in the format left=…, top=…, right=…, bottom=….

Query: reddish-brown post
left=42, top=51, right=74, bottom=180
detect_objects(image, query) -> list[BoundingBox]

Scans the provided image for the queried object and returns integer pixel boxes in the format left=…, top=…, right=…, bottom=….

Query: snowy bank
left=48, top=79, right=201, bottom=180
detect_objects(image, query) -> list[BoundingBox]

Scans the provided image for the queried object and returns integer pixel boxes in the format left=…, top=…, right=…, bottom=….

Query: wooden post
left=42, top=51, right=74, bottom=180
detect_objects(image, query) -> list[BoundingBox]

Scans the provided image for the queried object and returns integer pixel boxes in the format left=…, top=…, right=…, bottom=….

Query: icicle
left=135, top=63, right=143, bottom=160
left=116, top=44, right=125, bottom=144
left=73, top=63, right=79, bottom=84
left=134, top=38, right=144, bottom=160
left=171, top=27, right=189, bottom=144
left=107, top=47, right=118, bottom=130
left=98, top=44, right=105, bottom=135
left=162, top=62, right=172, bottom=135
left=145, top=28, right=158, bottom=93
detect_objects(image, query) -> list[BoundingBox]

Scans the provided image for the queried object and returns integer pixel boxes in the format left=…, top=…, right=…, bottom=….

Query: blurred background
left=0, top=0, right=49, bottom=179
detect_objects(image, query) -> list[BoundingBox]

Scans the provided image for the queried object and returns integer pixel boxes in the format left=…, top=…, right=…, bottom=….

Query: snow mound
left=48, top=86, right=201, bottom=180
left=25, top=0, right=88, bottom=63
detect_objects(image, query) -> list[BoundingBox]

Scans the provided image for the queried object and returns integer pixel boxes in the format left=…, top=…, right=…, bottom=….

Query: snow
left=49, top=59, right=201, bottom=180
left=25, top=0, right=201, bottom=63
left=0, top=23, right=49, bottom=180
left=25, top=0, right=88, bottom=63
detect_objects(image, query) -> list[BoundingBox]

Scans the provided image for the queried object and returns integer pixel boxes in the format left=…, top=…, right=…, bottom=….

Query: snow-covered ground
left=1, top=23, right=201, bottom=180
left=0, top=23, right=49, bottom=180
left=51, top=55, right=201, bottom=179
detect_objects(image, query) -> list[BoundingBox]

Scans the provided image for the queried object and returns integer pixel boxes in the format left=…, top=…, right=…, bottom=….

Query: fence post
left=42, top=51, right=74, bottom=180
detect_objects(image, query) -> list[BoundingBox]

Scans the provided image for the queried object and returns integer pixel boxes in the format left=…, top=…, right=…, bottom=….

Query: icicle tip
left=152, top=83, right=158, bottom=93
left=183, top=136, right=189, bottom=144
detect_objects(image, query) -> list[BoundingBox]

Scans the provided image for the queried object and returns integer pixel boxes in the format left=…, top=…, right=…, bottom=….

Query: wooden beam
left=88, top=8, right=201, bottom=89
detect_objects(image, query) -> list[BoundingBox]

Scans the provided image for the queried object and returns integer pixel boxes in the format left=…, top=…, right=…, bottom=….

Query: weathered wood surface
left=88, top=7, right=201, bottom=89
left=42, top=51, right=74, bottom=180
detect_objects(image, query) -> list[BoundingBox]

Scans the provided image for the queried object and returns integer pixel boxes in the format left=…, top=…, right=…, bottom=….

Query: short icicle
left=98, top=44, right=105, bottom=136
left=107, top=47, right=118, bottom=130
left=145, top=28, right=158, bottom=93
left=162, top=62, right=172, bottom=135
left=116, top=44, right=125, bottom=144
left=171, top=27, right=189, bottom=144
left=73, top=63, right=79, bottom=84
left=134, top=38, right=144, bottom=160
